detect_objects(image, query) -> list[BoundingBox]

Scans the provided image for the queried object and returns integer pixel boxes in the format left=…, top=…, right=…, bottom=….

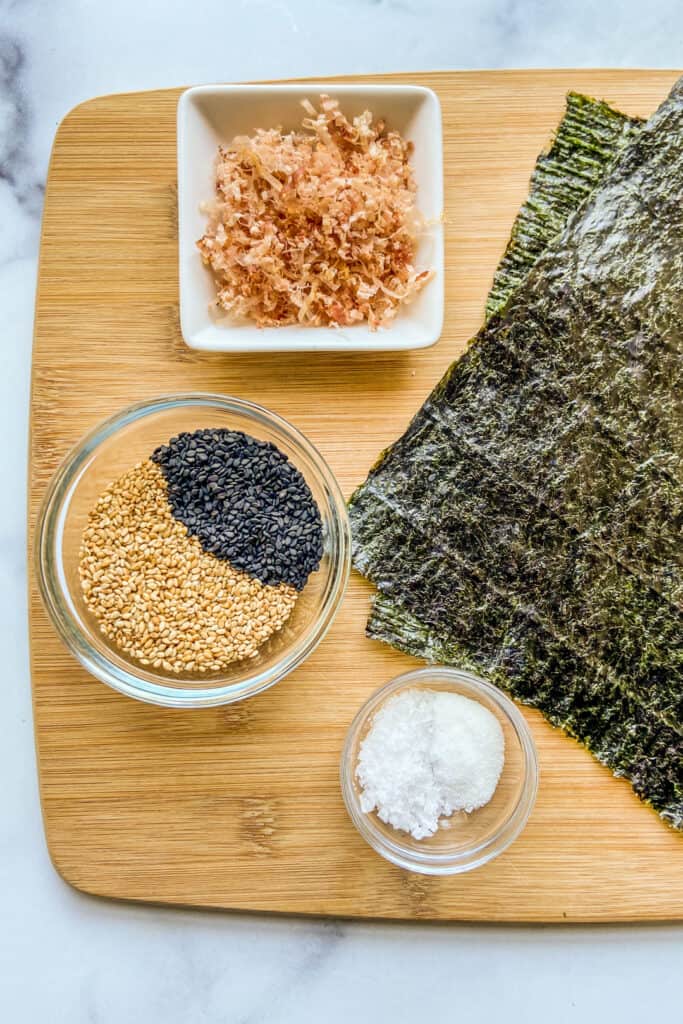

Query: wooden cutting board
left=28, top=69, right=683, bottom=922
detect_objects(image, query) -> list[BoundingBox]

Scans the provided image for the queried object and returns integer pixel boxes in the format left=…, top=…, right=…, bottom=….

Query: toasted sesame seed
left=79, top=460, right=298, bottom=675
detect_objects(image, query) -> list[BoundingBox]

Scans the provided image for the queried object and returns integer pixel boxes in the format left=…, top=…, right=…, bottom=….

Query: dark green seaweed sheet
left=424, top=324, right=683, bottom=607
left=354, top=83, right=683, bottom=609
left=486, top=92, right=643, bottom=320
left=355, top=493, right=683, bottom=825
left=353, top=422, right=683, bottom=731
left=350, top=79, right=683, bottom=828
left=485, top=94, right=681, bottom=599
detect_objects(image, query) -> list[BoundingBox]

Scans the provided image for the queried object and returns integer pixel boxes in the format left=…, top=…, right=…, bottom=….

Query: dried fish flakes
left=198, top=95, right=432, bottom=330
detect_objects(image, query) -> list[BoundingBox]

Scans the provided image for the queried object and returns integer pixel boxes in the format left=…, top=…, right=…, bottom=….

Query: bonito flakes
left=198, top=95, right=433, bottom=330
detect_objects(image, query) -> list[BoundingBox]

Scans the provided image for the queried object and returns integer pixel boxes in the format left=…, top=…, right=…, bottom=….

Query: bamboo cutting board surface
left=29, top=70, right=683, bottom=922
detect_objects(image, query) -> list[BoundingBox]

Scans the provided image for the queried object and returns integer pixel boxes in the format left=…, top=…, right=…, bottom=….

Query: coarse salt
left=356, top=688, right=505, bottom=840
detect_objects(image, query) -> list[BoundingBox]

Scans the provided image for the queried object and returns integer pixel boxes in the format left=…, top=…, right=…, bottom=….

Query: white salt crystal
left=356, top=688, right=505, bottom=840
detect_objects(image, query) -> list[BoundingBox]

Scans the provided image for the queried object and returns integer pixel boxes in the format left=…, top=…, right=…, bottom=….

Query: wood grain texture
left=29, top=70, right=683, bottom=922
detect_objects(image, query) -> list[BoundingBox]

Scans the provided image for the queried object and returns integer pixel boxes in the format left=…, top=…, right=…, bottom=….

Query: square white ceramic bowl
left=177, top=83, right=444, bottom=352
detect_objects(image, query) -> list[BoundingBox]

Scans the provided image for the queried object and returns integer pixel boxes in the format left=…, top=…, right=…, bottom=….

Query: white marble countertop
left=2, top=2, right=681, bottom=1020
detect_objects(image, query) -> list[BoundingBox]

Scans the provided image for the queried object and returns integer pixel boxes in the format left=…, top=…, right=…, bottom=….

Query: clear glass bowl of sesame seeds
left=340, top=668, right=538, bottom=875
left=36, top=394, right=351, bottom=707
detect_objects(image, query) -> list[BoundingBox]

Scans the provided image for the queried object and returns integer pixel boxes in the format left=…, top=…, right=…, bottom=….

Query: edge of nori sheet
left=485, top=91, right=643, bottom=320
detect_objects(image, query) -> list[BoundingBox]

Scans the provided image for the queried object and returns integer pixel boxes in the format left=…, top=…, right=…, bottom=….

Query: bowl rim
left=35, top=392, right=351, bottom=708
left=340, top=666, right=539, bottom=875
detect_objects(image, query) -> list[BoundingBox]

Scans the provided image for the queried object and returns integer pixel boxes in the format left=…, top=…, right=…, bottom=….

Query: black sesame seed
left=151, top=428, right=323, bottom=590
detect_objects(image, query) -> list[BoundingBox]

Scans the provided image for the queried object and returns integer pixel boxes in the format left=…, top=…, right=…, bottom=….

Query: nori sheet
left=424, top=323, right=683, bottom=607
left=354, top=487, right=683, bottom=828
left=480, top=94, right=682, bottom=603
left=350, top=79, right=683, bottom=827
left=352, top=424, right=683, bottom=731
left=486, top=91, right=643, bottom=320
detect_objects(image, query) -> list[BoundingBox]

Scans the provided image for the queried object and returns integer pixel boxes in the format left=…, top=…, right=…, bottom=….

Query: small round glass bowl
left=36, top=393, right=350, bottom=708
left=340, top=667, right=538, bottom=875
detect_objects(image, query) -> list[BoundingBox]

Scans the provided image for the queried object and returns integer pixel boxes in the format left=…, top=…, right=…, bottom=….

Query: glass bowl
left=36, top=393, right=350, bottom=708
left=340, top=667, right=538, bottom=874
